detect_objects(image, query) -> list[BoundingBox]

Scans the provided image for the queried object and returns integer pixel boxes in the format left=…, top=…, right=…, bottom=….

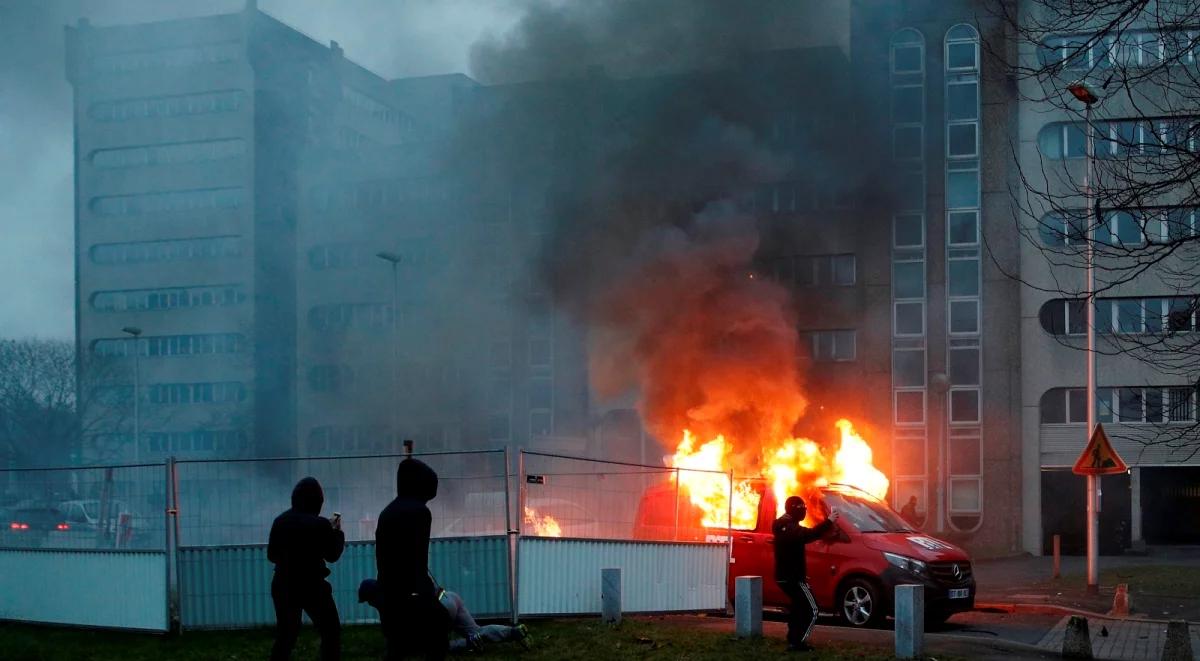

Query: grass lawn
left=1098, top=565, right=1200, bottom=597
left=1, top=616, right=899, bottom=661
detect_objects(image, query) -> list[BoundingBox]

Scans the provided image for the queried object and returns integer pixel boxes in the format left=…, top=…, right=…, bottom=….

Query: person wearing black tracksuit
left=772, top=495, right=839, bottom=652
left=267, top=476, right=346, bottom=661
left=376, top=457, right=449, bottom=660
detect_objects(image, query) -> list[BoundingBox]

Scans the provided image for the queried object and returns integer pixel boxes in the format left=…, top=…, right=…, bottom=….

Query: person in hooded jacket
left=267, top=476, right=346, bottom=661
left=376, top=457, right=449, bottom=660
left=773, top=495, right=839, bottom=652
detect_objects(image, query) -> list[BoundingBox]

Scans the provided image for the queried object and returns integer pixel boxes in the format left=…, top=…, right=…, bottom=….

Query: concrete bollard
left=1110, top=583, right=1130, bottom=617
left=894, top=584, right=924, bottom=659
left=734, top=576, right=762, bottom=638
left=1062, top=615, right=1094, bottom=659
left=601, top=567, right=622, bottom=625
left=1161, top=620, right=1194, bottom=661
left=1053, top=534, right=1061, bottom=579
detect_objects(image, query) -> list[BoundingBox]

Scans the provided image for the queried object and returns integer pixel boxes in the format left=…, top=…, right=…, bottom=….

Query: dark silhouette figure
left=900, top=496, right=920, bottom=525
left=773, top=496, right=838, bottom=652
left=268, top=476, right=345, bottom=661
left=376, top=458, right=449, bottom=660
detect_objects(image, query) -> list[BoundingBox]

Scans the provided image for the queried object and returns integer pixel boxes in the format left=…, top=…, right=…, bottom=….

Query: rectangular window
left=1169, top=387, right=1194, bottom=422
left=1067, top=299, right=1087, bottom=335
left=1068, top=388, right=1088, bottom=423
left=948, top=258, right=980, bottom=297
left=949, top=347, right=980, bottom=386
left=895, top=301, right=924, bottom=336
left=1116, top=299, right=1143, bottom=333
left=894, top=45, right=923, bottom=73
left=529, top=339, right=552, bottom=368
left=949, top=434, right=981, bottom=475
left=950, top=299, right=979, bottom=334
left=947, top=170, right=979, bottom=208
left=948, top=211, right=979, bottom=245
left=892, top=86, right=923, bottom=123
left=1064, top=123, right=1087, bottom=159
left=950, top=479, right=982, bottom=512
left=1145, top=388, right=1164, bottom=423
left=529, top=410, right=552, bottom=437
left=832, top=255, right=856, bottom=285
left=529, top=377, right=553, bottom=409
left=946, top=82, right=979, bottom=121
left=947, top=41, right=978, bottom=70
left=895, top=390, right=926, bottom=424
left=949, top=388, right=980, bottom=423
left=1097, top=387, right=1115, bottom=422
left=1118, top=388, right=1143, bottom=422
left=894, top=261, right=925, bottom=299
left=897, top=170, right=925, bottom=210
left=894, top=125, right=923, bottom=160
left=894, top=214, right=924, bottom=248
left=487, top=414, right=510, bottom=441
left=833, top=330, right=856, bottom=361
left=1144, top=299, right=1164, bottom=334
left=947, top=122, right=978, bottom=158
left=1111, top=211, right=1144, bottom=246
left=892, top=437, right=926, bottom=475
left=1168, top=298, right=1195, bottom=332
left=894, top=349, right=926, bottom=387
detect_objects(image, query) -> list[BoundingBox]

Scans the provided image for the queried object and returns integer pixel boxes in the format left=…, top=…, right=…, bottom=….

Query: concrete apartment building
left=1016, top=1, right=1200, bottom=552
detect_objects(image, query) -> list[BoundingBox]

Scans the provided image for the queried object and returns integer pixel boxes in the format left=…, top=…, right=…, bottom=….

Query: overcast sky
left=0, top=0, right=522, bottom=339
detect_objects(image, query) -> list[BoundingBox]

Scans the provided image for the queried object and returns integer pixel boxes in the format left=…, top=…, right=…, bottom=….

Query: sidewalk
left=1035, top=615, right=1200, bottom=661
left=973, top=548, right=1200, bottom=621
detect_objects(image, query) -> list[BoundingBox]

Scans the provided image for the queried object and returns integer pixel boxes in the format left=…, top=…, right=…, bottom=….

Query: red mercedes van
left=634, top=481, right=975, bottom=626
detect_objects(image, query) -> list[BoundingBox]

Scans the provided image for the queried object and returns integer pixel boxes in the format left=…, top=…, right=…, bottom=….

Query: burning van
left=634, top=480, right=975, bottom=627
left=633, top=418, right=974, bottom=626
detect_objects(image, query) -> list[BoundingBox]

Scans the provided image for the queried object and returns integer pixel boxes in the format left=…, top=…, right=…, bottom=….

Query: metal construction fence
left=0, top=448, right=730, bottom=631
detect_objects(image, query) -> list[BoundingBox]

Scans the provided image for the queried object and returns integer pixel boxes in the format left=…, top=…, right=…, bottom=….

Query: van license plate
left=948, top=588, right=970, bottom=599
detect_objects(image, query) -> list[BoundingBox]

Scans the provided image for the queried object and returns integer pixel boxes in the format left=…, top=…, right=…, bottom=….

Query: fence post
left=673, top=468, right=680, bottom=541
left=504, top=447, right=518, bottom=625
left=1053, top=534, right=1061, bottom=579
left=894, top=584, right=924, bottom=659
left=734, top=576, right=762, bottom=638
left=166, top=456, right=181, bottom=634
left=601, top=567, right=622, bottom=624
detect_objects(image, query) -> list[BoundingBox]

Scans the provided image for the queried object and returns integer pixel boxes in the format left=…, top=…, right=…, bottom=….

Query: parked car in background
left=59, top=499, right=131, bottom=534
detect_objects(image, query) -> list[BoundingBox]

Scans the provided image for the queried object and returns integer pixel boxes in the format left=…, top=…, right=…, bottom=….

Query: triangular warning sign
left=1072, top=423, right=1129, bottom=476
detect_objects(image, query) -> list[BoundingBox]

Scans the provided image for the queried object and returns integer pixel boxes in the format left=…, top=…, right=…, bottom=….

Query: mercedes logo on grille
left=951, top=564, right=962, bottom=581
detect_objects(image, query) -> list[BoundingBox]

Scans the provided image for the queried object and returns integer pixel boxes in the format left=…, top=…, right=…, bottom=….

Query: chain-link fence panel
left=518, top=451, right=730, bottom=542
left=174, top=450, right=509, bottom=547
left=0, top=463, right=167, bottom=550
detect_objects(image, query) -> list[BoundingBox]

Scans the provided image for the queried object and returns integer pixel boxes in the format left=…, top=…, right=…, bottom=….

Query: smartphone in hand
left=331, top=512, right=342, bottom=530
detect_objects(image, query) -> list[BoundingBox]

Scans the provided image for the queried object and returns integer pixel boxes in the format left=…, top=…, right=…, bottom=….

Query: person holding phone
left=772, top=495, right=840, bottom=652
left=267, top=476, right=346, bottom=661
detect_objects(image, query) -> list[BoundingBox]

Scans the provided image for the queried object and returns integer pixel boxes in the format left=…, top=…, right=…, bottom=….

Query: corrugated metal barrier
left=0, top=549, right=168, bottom=631
left=517, top=538, right=727, bottom=616
left=178, top=536, right=511, bottom=629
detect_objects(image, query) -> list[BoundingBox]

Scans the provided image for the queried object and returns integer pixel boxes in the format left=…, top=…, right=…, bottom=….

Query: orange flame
left=671, top=418, right=888, bottom=529
left=524, top=506, right=562, bottom=537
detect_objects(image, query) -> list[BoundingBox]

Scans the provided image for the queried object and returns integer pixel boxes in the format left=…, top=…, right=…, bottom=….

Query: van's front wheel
left=838, top=578, right=883, bottom=628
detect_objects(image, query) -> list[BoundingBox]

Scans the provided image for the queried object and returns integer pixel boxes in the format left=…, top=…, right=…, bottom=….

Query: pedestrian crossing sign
left=1072, top=423, right=1129, bottom=476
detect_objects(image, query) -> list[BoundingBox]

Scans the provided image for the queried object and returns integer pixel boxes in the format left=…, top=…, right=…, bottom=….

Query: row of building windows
left=90, top=187, right=243, bottom=217
left=307, top=303, right=393, bottom=331
left=90, top=41, right=241, bottom=75
left=765, top=254, right=856, bottom=287
left=490, top=336, right=555, bottom=370
left=91, top=138, right=245, bottom=169
left=1039, top=296, right=1197, bottom=335
left=146, top=429, right=247, bottom=453
left=91, top=284, right=246, bottom=312
left=307, top=425, right=396, bottom=454
left=893, top=387, right=981, bottom=426
left=94, top=381, right=246, bottom=405
left=341, top=86, right=417, bottom=132
left=806, top=330, right=856, bottom=362
left=1040, top=30, right=1199, bottom=70
left=90, top=236, right=242, bottom=265
left=89, top=89, right=245, bottom=122
left=307, top=240, right=436, bottom=271
left=1040, top=386, right=1197, bottom=423
left=744, top=182, right=857, bottom=214
left=1039, top=208, right=1199, bottom=246
left=309, top=178, right=451, bottom=211
left=1038, top=117, right=1199, bottom=160
left=92, top=333, right=246, bottom=357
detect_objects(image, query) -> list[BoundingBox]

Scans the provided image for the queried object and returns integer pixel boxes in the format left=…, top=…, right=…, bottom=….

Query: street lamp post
left=1068, top=80, right=1100, bottom=593
left=931, top=371, right=950, bottom=533
left=376, top=252, right=402, bottom=447
left=122, top=326, right=142, bottom=463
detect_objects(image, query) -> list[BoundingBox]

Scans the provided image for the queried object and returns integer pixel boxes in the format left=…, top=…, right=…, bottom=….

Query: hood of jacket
left=396, top=458, right=438, bottom=502
left=291, top=476, right=324, bottom=515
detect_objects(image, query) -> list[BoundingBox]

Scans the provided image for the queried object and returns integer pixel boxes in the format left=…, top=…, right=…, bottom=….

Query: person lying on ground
left=359, top=577, right=530, bottom=652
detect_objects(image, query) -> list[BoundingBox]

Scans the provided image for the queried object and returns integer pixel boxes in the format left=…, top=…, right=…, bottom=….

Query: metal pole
left=503, top=446, right=517, bottom=624
left=132, top=343, right=141, bottom=464
left=1084, top=99, right=1099, bottom=594
left=390, top=261, right=399, bottom=447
